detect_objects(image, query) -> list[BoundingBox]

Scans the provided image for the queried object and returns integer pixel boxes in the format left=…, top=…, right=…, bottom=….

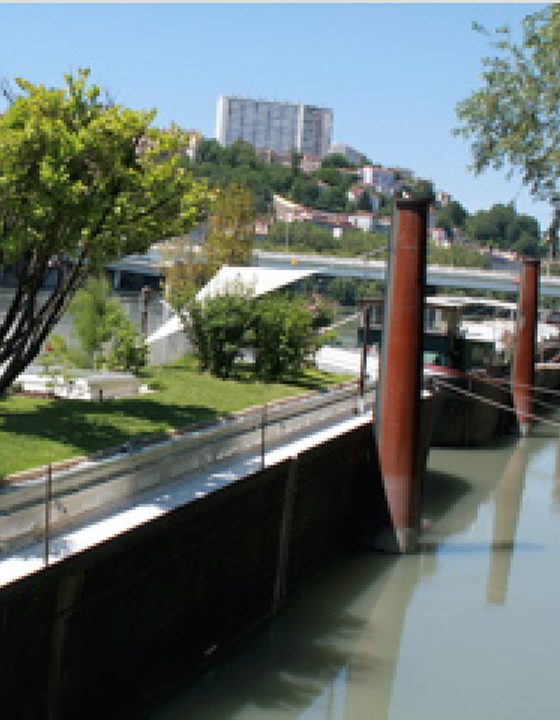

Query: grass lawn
left=0, top=355, right=351, bottom=478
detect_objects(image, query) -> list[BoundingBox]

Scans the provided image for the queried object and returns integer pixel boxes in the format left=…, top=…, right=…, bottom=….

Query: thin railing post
left=358, top=306, right=370, bottom=413
left=45, top=463, right=52, bottom=566
left=261, top=403, right=267, bottom=469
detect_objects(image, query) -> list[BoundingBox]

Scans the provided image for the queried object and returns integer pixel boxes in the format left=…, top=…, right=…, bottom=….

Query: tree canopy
left=464, top=203, right=542, bottom=256
left=261, top=221, right=388, bottom=258
left=186, top=289, right=322, bottom=380
left=0, top=69, right=209, bottom=392
left=435, top=200, right=468, bottom=239
left=455, top=6, right=560, bottom=217
left=357, top=188, right=373, bottom=212
left=205, top=181, right=255, bottom=271
left=187, top=139, right=363, bottom=215
left=187, top=138, right=292, bottom=215
left=68, top=275, right=147, bottom=372
left=321, top=153, right=356, bottom=169
left=163, top=181, right=256, bottom=312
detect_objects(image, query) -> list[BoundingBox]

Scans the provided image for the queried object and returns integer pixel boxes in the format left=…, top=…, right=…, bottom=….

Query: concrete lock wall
left=0, top=423, right=378, bottom=720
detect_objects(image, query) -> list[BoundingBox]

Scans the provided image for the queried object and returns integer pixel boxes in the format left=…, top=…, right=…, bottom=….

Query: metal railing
left=0, top=380, right=376, bottom=561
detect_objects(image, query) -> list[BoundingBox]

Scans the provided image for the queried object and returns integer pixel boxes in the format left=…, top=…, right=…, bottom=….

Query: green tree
left=105, top=313, right=148, bottom=373
left=186, top=288, right=256, bottom=378
left=290, top=148, right=302, bottom=178
left=263, top=221, right=387, bottom=258
left=321, top=153, right=356, bottom=169
left=186, top=288, right=322, bottom=381
left=377, top=195, right=394, bottom=218
left=0, top=69, right=209, bottom=393
left=205, top=182, right=255, bottom=270
left=69, top=275, right=148, bottom=372
left=315, top=186, right=347, bottom=213
left=325, top=277, right=359, bottom=306
left=314, top=166, right=351, bottom=187
left=291, top=175, right=320, bottom=207
left=357, top=189, right=372, bottom=212
left=69, top=275, right=124, bottom=366
left=455, top=6, right=560, bottom=239
left=224, top=139, right=261, bottom=170
left=196, top=138, right=222, bottom=164
left=435, top=200, right=468, bottom=239
left=428, top=243, right=487, bottom=269
left=464, top=202, right=541, bottom=255
left=161, top=233, right=211, bottom=313
left=254, top=294, right=316, bottom=380
left=164, top=182, right=255, bottom=313
left=399, top=177, right=435, bottom=201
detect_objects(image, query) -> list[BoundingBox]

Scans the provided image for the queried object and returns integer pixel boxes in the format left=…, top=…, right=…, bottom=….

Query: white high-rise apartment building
left=215, top=96, right=333, bottom=157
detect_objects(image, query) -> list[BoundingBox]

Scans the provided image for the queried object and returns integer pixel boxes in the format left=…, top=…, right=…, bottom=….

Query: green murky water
left=141, top=417, right=560, bottom=720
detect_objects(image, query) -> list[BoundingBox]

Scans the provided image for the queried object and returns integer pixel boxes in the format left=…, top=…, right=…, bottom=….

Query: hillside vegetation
left=180, top=138, right=544, bottom=260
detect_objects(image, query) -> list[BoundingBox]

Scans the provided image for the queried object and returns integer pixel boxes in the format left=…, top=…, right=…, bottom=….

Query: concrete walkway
left=0, top=410, right=373, bottom=589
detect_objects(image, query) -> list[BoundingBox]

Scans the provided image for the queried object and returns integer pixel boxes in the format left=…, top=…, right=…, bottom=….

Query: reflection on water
left=138, top=417, right=560, bottom=720
left=487, top=439, right=528, bottom=605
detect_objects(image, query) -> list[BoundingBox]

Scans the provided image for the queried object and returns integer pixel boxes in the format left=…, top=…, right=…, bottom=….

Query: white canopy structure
left=147, top=265, right=319, bottom=345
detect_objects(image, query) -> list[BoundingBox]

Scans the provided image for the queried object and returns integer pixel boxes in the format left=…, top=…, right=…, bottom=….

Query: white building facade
left=215, top=96, right=333, bottom=157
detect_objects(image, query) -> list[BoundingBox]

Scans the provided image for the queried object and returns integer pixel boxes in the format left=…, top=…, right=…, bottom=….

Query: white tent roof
left=147, top=265, right=318, bottom=344
left=147, top=314, right=183, bottom=344
left=196, top=265, right=317, bottom=300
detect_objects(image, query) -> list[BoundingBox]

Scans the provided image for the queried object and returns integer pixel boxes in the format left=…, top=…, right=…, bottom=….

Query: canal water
left=137, top=416, right=560, bottom=720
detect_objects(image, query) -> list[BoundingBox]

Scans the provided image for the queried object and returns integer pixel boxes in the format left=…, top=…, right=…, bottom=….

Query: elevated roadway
left=253, top=250, right=560, bottom=298
left=106, top=249, right=560, bottom=298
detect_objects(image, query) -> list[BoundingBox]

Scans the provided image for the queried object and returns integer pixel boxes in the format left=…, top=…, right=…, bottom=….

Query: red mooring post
left=378, top=195, right=429, bottom=553
left=513, top=258, right=540, bottom=436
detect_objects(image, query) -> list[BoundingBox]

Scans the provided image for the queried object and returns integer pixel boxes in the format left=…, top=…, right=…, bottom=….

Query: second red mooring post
left=378, top=195, right=429, bottom=553
left=513, top=258, right=539, bottom=436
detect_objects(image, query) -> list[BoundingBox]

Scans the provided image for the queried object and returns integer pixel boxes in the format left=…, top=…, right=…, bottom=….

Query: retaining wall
left=0, top=381, right=373, bottom=554
left=0, top=422, right=382, bottom=720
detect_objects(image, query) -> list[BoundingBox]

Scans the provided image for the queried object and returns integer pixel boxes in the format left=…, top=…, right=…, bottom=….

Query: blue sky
left=1, top=2, right=552, bottom=229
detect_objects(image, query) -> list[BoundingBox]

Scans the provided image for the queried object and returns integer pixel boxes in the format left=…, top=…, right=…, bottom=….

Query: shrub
left=69, top=276, right=123, bottom=367
left=186, top=288, right=322, bottom=381
left=186, top=288, right=255, bottom=379
left=69, top=275, right=148, bottom=374
left=254, top=295, right=315, bottom=380
left=105, top=316, right=148, bottom=374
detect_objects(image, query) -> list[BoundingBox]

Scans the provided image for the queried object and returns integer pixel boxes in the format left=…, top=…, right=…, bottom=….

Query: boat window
left=424, top=350, right=448, bottom=367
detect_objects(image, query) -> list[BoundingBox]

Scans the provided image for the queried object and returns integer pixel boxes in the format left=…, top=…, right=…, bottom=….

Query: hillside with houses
left=179, top=136, right=459, bottom=247
left=170, top=132, right=543, bottom=261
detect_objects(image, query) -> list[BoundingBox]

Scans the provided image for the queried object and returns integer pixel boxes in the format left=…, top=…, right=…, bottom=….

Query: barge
left=359, top=296, right=560, bottom=447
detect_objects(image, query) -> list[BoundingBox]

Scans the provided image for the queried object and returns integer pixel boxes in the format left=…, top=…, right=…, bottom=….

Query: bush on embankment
left=186, top=290, right=335, bottom=380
